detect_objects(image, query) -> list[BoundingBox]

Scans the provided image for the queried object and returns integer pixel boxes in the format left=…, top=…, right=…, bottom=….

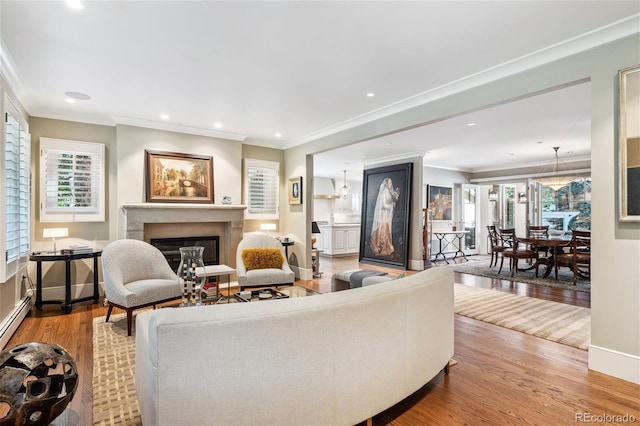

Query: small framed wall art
left=289, top=176, right=302, bottom=204
left=145, top=150, right=214, bottom=203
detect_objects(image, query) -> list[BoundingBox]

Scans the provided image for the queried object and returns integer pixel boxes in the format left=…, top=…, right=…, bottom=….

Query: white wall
left=285, top=35, right=640, bottom=383
left=115, top=125, right=243, bottom=238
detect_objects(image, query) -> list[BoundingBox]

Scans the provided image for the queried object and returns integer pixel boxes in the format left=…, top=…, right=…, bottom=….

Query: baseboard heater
left=0, top=297, right=31, bottom=350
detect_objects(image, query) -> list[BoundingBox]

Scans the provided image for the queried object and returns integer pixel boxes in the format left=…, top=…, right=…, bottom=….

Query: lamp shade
left=311, top=221, right=320, bottom=234
left=260, top=223, right=277, bottom=231
left=43, top=228, right=68, bottom=238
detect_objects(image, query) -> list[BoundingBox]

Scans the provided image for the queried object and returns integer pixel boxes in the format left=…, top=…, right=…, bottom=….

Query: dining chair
left=499, top=230, right=539, bottom=277
left=554, top=230, right=591, bottom=284
left=527, top=225, right=550, bottom=259
left=487, top=225, right=507, bottom=268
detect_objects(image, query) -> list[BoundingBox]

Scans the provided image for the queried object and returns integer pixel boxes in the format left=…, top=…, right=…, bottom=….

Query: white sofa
left=135, top=268, right=454, bottom=425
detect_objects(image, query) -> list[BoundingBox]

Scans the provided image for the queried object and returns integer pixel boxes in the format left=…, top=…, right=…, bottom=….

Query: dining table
left=516, top=233, right=572, bottom=278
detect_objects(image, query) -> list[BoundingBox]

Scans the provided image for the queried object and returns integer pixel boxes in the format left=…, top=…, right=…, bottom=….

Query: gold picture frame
left=618, top=65, right=640, bottom=221
left=289, top=176, right=302, bottom=204
left=145, top=150, right=214, bottom=203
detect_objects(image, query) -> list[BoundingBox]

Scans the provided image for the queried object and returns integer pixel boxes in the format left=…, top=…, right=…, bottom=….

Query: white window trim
left=39, top=138, right=105, bottom=222
left=244, top=158, right=280, bottom=220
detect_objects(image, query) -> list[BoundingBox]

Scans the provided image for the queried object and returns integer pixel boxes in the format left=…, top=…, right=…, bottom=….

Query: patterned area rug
left=92, top=314, right=141, bottom=426
left=446, top=256, right=590, bottom=292
left=454, top=283, right=590, bottom=350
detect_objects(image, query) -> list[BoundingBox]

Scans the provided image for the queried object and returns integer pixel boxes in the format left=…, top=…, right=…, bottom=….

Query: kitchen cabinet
left=317, top=224, right=361, bottom=256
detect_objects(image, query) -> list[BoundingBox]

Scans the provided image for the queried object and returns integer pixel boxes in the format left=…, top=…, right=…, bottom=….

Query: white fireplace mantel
left=121, top=202, right=247, bottom=267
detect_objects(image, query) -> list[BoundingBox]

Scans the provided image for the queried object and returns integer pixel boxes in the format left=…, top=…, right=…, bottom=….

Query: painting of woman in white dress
left=370, top=178, right=400, bottom=256
left=360, top=163, right=412, bottom=269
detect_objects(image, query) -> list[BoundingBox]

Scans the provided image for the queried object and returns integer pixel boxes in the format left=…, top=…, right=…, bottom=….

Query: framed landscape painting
left=427, top=185, right=452, bottom=221
left=359, top=163, right=412, bottom=269
left=145, top=150, right=214, bottom=203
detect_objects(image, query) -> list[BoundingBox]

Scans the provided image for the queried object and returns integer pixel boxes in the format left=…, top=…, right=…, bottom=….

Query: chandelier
left=535, top=146, right=579, bottom=191
left=339, top=170, right=351, bottom=200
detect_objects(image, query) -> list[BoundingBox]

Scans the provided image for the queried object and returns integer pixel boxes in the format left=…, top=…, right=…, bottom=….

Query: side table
left=195, top=264, right=236, bottom=302
left=29, top=250, right=102, bottom=314
left=281, top=240, right=294, bottom=259
left=311, top=248, right=323, bottom=278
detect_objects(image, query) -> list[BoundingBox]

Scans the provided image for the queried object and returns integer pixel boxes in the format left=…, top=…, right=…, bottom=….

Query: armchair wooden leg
left=126, top=309, right=133, bottom=336
left=105, top=304, right=114, bottom=322
left=498, top=256, right=505, bottom=273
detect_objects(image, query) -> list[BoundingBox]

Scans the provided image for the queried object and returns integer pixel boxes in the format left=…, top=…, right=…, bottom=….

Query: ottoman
left=331, top=269, right=395, bottom=291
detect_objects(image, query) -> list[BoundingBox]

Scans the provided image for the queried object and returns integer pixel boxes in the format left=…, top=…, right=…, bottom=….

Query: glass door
left=501, top=184, right=516, bottom=229
left=461, top=184, right=478, bottom=255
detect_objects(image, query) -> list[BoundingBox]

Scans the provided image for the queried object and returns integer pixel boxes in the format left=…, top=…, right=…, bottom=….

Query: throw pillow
left=242, top=248, right=284, bottom=270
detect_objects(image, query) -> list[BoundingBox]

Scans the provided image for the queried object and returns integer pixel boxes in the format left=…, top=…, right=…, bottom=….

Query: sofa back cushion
left=241, top=248, right=284, bottom=270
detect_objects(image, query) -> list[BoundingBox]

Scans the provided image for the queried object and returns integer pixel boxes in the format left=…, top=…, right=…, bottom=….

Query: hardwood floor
left=7, top=254, right=638, bottom=425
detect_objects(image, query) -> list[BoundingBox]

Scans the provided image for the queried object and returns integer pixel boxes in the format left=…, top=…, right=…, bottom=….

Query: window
left=2, top=97, right=30, bottom=281
left=40, top=138, right=105, bottom=222
left=541, top=178, right=591, bottom=231
left=244, top=159, right=279, bottom=220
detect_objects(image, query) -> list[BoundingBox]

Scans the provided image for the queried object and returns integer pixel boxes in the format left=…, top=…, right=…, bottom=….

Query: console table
left=29, top=250, right=102, bottom=313
left=432, top=231, right=469, bottom=264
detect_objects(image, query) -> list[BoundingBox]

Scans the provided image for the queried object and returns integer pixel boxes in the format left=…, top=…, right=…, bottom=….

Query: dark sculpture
left=0, top=342, right=78, bottom=425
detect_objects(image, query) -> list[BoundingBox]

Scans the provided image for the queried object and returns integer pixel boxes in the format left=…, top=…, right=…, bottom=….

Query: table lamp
left=43, top=228, right=68, bottom=253
left=311, top=221, right=320, bottom=248
left=260, top=223, right=277, bottom=237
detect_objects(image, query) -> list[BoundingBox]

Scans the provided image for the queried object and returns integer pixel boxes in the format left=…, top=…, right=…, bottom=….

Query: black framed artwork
left=359, top=163, right=412, bottom=269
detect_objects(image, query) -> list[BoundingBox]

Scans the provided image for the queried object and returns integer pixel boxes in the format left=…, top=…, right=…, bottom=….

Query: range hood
left=313, top=177, right=339, bottom=199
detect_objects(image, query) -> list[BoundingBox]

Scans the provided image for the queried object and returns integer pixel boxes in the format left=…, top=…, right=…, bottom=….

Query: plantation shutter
left=40, top=138, right=105, bottom=222
left=244, top=159, right=279, bottom=219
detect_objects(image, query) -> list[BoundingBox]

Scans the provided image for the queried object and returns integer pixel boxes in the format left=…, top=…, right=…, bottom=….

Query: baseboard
left=0, top=297, right=31, bottom=350
left=588, top=344, right=640, bottom=384
left=409, top=258, right=425, bottom=271
left=41, top=282, right=104, bottom=301
left=292, top=266, right=313, bottom=281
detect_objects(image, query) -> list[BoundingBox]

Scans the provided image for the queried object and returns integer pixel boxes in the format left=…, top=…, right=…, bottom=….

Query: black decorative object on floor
left=0, top=342, right=78, bottom=425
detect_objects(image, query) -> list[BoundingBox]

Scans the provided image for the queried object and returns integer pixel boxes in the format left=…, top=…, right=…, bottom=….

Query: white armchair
left=236, top=234, right=295, bottom=290
left=102, top=239, right=182, bottom=335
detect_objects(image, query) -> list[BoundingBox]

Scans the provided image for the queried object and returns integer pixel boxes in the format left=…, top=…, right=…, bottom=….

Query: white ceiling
left=1, top=1, right=638, bottom=178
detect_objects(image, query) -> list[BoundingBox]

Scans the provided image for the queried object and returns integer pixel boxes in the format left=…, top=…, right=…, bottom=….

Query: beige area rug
left=92, top=314, right=141, bottom=426
left=454, top=283, right=590, bottom=350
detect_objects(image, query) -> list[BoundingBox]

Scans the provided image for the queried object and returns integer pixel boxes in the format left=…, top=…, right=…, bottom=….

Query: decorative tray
left=233, top=288, right=289, bottom=302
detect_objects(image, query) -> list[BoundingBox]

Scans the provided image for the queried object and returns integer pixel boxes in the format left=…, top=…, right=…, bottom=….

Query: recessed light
left=65, top=91, right=91, bottom=100
left=384, top=142, right=392, bottom=146
left=66, top=1, right=84, bottom=10
left=466, top=122, right=476, bottom=126
left=275, top=133, right=282, bottom=138
left=160, top=114, right=170, bottom=120
left=366, top=93, right=375, bottom=98
left=537, top=141, right=544, bottom=144
left=213, top=122, right=222, bottom=129
left=66, top=98, right=77, bottom=104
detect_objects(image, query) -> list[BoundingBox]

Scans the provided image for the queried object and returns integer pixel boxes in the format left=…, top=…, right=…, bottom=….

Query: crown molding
left=111, top=116, right=248, bottom=141
left=0, top=38, right=25, bottom=101
left=284, top=14, right=640, bottom=149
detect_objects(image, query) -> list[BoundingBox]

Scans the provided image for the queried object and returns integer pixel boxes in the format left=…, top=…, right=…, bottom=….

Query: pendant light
left=535, top=146, right=579, bottom=191
left=339, top=170, right=351, bottom=200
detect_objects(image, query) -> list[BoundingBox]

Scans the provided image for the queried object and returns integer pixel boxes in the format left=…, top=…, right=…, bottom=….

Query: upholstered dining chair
left=487, top=225, right=507, bottom=268
left=499, top=230, right=539, bottom=277
left=236, top=233, right=295, bottom=291
left=555, top=230, right=591, bottom=284
left=102, top=239, right=182, bottom=336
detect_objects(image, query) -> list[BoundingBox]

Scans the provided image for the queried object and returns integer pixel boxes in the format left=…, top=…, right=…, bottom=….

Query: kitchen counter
left=317, top=223, right=361, bottom=256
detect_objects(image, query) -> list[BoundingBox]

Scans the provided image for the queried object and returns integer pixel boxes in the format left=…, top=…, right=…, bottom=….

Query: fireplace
left=150, top=236, right=219, bottom=271
left=121, top=203, right=246, bottom=269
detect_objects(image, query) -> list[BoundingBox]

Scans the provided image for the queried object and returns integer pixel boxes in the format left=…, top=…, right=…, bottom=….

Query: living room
left=0, top=1, right=639, bottom=424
